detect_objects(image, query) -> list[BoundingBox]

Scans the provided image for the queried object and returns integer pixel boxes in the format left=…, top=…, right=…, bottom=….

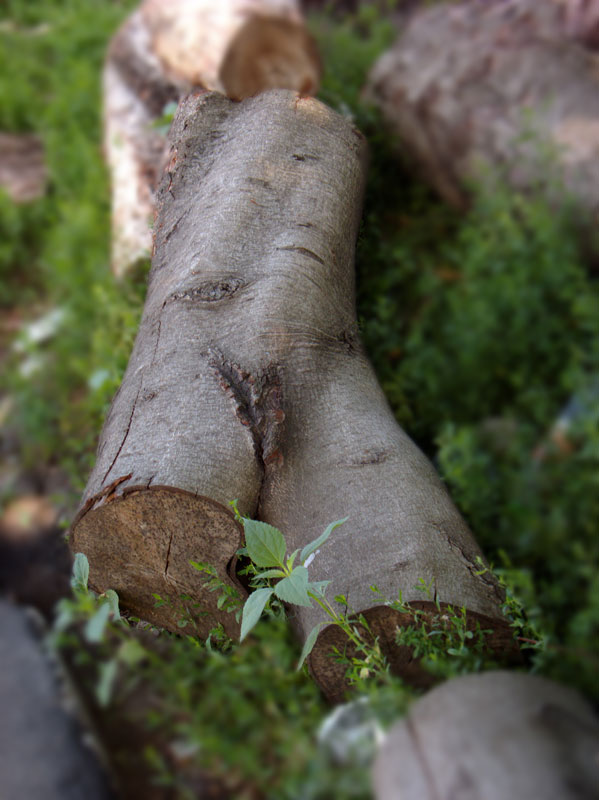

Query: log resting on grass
left=104, top=0, right=320, bottom=278
left=373, top=671, right=599, bottom=800
left=72, top=90, right=513, bottom=696
left=366, top=0, right=599, bottom=240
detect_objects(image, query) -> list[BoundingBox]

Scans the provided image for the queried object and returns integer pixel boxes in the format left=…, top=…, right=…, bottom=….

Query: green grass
left=309, top=6, right=598, bottom=700
left=1, top=0, right=144, bottom=486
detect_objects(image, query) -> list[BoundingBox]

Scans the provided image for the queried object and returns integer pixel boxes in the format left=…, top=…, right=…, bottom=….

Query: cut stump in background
left=366, top=0, right=599, bottom=251
left=104, top=0, right=320, bottom=278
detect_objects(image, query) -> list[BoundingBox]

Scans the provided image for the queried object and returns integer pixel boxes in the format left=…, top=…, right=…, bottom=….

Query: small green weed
left=57, top=533, right=545, bottom=797
left=228, top=507, right=540, bottom=691
left=53, top=554, right=377, bottom=798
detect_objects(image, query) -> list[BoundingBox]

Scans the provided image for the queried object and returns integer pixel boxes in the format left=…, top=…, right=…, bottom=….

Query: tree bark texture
left=72, top=90, right=514, bottom=698
left=104, top=0, right=320, bottom=278
left=373, top=670, right=599, bottom=800
left=366, top=0, right=599, bottom=232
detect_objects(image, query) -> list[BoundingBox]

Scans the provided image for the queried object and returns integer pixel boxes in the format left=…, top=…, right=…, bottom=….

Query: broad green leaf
left=274, top=566, right=312, bottom=607
left=254, top=569, right=286, bottom=580
left=300, top=518, right=348, bottom=565
left=243, top=519, right=287, bottom=568
left=71, top=552, right=89, bottom=591
left=240, top=587, right=274, bottom=641
left=297, top=622, right=325, bottom=670
left=96, top=659, right=118, bottom=707
left=103, top=589, right=121, bottom=621
left=84, top=602, right=111, bottom=643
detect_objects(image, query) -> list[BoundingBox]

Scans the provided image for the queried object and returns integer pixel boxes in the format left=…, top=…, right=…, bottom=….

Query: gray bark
left=72, top=90, right=514, bottom=698
left=366, top=0, right=599, bottom=237
left=0, top=602, right=115, bottom=800
left=373, top=671, right=599, bottom=800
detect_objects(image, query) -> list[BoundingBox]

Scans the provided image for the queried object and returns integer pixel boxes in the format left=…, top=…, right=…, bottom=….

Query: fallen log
left=366, top=0, right=599, bottom=242
left=104, top=0, right=320, bottom=278
left=72, top=90, right=514, bottom=697
left=373, top=670, right=599, bottom=800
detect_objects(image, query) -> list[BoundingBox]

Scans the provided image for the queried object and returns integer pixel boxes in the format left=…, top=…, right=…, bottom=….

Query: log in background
left=104, top=0, right=321, bottom=277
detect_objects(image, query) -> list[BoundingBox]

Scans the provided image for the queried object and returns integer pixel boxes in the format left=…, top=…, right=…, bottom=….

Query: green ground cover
left=1, top=1, right=597, bottom=795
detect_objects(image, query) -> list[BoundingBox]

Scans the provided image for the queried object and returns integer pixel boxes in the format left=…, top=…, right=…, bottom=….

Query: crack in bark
left=164, top=528, right=175, bottom=581
left=207, top=350, right=285, bottom=509
left=292, top=153, right=320, bottom=162
left=102, top=383, right=142, bottom=484
left=166, top=277, right=245, bottom=305
left=82, top=472, right=133, bottom=518
left=277, top=245, right=325, bottom=265
left=162, top=208, right=191, bottom=245
left=151, top=317, right=162, bottom=364
left=445, top=533, right=504, bottom=602
left=346, top=448, right=389, bottom=467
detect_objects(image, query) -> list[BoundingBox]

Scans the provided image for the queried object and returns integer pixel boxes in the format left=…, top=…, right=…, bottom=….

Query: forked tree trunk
left=72, top=90, right=514, bottom=698
left=373, top=671, right=599, bottom=800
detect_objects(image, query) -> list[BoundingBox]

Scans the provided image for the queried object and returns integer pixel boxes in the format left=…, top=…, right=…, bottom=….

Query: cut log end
left=70, top=487, right=245, bottom=638
left=307, top=602, right=520, bottom=704
left=219, top=16, right=322, bottom=101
